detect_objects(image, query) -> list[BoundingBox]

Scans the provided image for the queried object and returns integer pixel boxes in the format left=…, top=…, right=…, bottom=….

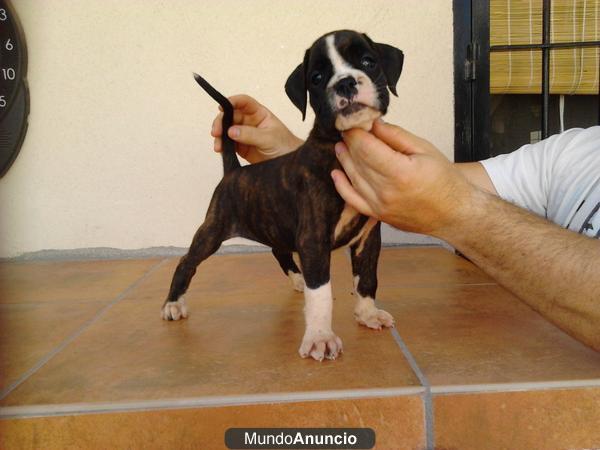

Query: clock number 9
left=0, top=9, right=7, bottom=21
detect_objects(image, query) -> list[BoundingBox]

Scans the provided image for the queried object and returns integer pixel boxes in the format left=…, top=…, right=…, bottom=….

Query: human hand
left=331, top=121, right=476, bottom=238
left=211, top=95, right=304, bottom=164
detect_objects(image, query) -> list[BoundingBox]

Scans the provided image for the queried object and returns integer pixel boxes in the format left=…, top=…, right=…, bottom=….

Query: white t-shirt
left=480, top=126, right=600, bottom=239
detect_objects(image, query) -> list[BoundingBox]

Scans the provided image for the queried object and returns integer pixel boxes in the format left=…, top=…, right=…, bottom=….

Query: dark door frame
left=454, top=0, right=490, bottom=162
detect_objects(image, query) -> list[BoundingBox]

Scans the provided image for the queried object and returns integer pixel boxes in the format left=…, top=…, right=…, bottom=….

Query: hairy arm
left=456, top=162, right=498, bottom=195
left=443, top=187, right=600, bottom=350
left=332, top=122, right=600, bottom=350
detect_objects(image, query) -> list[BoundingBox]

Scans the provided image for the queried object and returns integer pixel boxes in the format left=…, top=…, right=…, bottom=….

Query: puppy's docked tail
left=193, top=72, right=241, bottom=174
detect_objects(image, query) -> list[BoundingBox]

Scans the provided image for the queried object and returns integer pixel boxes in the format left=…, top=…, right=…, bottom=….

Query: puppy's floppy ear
left=285, top=50, right=310, bottom=121
left=363, top=34, right=404, bottom=97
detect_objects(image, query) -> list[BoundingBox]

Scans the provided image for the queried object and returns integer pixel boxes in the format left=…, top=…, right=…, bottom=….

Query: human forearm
left=439, top=188, right=600, bottom=350
left=456, top=162, right=498, bottom=195
left=333, top=122, right=599, bottom=350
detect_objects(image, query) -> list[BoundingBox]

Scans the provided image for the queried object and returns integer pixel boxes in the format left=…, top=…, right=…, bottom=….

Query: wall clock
left=0, top=0, right=29, bottom=178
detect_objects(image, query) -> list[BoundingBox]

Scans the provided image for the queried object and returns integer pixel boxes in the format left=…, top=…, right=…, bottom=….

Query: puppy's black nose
left=334, top=76, right=358, bottom=99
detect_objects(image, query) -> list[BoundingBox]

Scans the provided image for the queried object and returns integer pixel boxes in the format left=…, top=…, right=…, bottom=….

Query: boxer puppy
left=162, top=30, right=404, bottom=361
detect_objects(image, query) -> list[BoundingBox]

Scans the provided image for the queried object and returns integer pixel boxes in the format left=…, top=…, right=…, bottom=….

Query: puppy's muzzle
left=334, top=76, right=367, bottom=116
left=334, top=76, right=358, bottom=99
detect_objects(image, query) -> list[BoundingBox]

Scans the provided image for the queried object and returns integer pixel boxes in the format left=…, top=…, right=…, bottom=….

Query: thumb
left=228, top=125, right=271, bottom=147
left=372, top=121, right=428, bottom=156
left=330, top=170, right=375, bottom=217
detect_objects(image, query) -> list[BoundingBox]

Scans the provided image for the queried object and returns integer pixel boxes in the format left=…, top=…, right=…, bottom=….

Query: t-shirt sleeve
left=479, top=139, right=556, bottom=217
left=480, top=127, right=600, bottom=228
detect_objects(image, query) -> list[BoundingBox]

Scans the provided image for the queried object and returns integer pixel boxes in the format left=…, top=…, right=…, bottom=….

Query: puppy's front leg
left=350, top=222, right=394, bottom=330
left=297, top=245, right=342, bottom=361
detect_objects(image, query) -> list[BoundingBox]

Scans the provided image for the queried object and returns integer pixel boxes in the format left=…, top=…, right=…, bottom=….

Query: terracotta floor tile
left=0, top=259, right=161, bottom=304
left=434, top=388, right=600, bottom=450
left=381, top=284, right=600, bottom=385
left=128, top=252, right=318, bottom=304
left=0, top=301, right=108, bottom=392
left=134, top=247, right=491, bottom=306
left=0, top=395, right=425, bottom=450
left=4, top=248, right=598, bottom=450
left=377, top=246, right=494, bottom=286
left=1, top=253, right=419, bottom=406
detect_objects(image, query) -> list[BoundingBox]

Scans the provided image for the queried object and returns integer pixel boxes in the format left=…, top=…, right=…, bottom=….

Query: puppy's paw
left=299, top=330, right=343, bottom=361
left=161, top=297, right=188, bottom=321
left=354, top=304, right=394, bottom=330
left=288, top=271, right=305, bottom=292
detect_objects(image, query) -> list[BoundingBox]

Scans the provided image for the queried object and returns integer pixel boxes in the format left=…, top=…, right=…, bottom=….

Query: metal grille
left=489, top=0, right=600, bottom=138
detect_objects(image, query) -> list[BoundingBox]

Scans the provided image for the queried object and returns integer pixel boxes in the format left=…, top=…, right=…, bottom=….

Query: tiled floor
left=0, top=247, right=599, bottom=449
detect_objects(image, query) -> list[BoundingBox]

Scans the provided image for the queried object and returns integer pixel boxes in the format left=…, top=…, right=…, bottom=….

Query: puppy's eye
left=360, top=55, right=376, bottom=70
left=310, top=71, right=323, bottom=86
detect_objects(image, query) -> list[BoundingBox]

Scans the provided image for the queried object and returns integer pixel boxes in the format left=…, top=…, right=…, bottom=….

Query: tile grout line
left=0, top=258, right=169, bottom=402
left=3, top=378, right=599, bottom=420
left=390, top=327, right=434, bottom=450
left=0, top=282, right=497, bottom=306
left=1, top=243, right=445, bottom=262
left=0, top=387, right=427, bottom=419
left=431, top=378, right=600, bottom=395
left=0, top=299, right=117, bottom=306
left=381, top=282, right=498, bottom=288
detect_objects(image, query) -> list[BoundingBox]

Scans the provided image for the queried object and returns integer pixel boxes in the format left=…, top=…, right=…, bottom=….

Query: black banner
left=225, top=428, right=375, bottom=449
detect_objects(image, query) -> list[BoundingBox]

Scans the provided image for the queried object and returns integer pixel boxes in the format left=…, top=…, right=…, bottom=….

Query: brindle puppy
left=162, top=30, right=404, bottom=361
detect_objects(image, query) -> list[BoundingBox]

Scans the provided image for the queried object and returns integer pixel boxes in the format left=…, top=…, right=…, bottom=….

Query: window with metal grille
left=454, top=0, right=600, bottom=162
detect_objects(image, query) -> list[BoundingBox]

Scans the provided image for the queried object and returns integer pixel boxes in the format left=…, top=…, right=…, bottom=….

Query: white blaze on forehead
left=325, top=34, right=381, bottom=131
left=325, top=34, right=366, bottom=88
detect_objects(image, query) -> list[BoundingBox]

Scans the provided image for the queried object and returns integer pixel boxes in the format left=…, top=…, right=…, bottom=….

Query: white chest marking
left=287, top=271, right=305, bottom=292
left=334, top=204, right=377, bottom=255
left=334, top=204, right=358, bottom=239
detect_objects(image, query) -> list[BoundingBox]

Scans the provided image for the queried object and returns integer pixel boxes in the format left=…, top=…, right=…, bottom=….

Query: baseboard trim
left=2, top=243, right=447, bottom=262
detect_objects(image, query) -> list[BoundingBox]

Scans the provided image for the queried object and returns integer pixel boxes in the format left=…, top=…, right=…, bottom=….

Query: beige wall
left=0, top=0, right=454, bottom=258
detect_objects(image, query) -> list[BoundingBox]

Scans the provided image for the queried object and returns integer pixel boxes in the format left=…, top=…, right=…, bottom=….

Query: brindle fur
left=163, top=30, right=403, bottom=317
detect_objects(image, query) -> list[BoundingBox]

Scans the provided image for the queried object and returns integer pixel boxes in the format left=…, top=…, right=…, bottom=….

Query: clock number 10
left=1, top=68, right=15, bottom=80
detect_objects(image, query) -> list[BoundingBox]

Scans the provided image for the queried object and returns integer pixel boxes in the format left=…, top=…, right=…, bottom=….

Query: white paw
left=298, top=329, right=343, bottom=361
left=288, top=271, right=305, bottom=292
left=354, top=304, right=394, bottom=330
left=161, top=297, right=188, bottom=321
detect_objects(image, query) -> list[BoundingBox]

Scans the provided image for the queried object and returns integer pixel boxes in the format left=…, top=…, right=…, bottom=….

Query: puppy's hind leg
left=350, top=222, right=394, bottom=330
left=272, top=249, right=304, bottom=292
left=161, top=210, right=229, bottom=321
